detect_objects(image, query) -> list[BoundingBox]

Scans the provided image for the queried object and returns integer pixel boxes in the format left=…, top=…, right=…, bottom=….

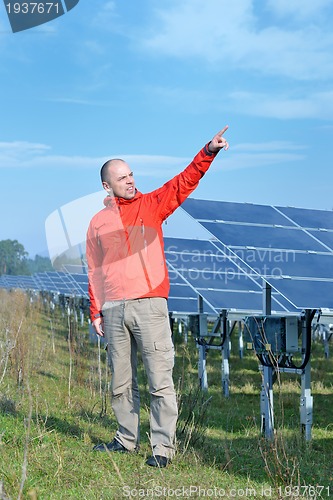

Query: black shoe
left=93, top=438, right=128, bottom=453
left=146, top=455, right=169, bottom=468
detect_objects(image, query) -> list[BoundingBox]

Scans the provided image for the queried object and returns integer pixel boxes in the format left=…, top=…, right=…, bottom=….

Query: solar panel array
left=1, top=200, right=333, bottom=315
left=0, top=271, right=88, bottom=297
left=181, top=199, right=333, bottom=311
left=165, top=237, right=295, bottom=315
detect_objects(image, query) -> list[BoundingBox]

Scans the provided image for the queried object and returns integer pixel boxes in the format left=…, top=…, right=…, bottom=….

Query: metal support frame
left=182, top=319, right=189, bottom=344
left=261, top=365, right=274, bottom=439
left=300, top=309, right=313, bottom=440
left=238, top=320, right=244, bottom=359
left=300, top=361, right=313, bottom=440
left=313, top=309, right=333, bottom=358
left=198, top=341, right=208, bottom=391
left=196, top=296, right=230, bottom=395
left=197, top=296, right=208, bottom=390
left=221, top=310, right=230, bottom=397
left=256, top=281, right=313, bottom=440
left=323, top=328, right=331, bottom=359
left=260, top=280, right=274, bottom=439
left=313, top=321, right=333, bottom=358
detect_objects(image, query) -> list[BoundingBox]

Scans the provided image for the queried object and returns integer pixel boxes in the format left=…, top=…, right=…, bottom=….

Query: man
left=86, top=127, right=229, bottom=467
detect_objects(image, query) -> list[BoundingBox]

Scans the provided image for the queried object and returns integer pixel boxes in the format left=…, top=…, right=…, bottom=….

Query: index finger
left=217, top=125, right=229, bottom=137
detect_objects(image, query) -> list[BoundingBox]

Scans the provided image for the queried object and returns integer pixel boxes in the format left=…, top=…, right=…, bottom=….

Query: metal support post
left=323, top=326, right=332, bottom=358
left=221, top=310, right=230, bottom=397
left=300, top=310, right=313, bottom=440
left=197, top=295, right=208, bottom=390
left=184, top=319, right=189, bottom=344
left=261, top=280, right=274, bottom=439
left=80, top=309, right=85, bottom=327
left=300, top=362, right=313, bottom=441
left=263, top=280, right=272, bottom=315
left=198, top=344, right=208, bottom=391
left=181, top=320, right=189, bottom=344
left=261, top=365, right=274, bottom=439
left=238, top=320, right=244, bottom=359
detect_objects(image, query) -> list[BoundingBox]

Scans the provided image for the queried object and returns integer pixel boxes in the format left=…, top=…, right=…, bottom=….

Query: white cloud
left=233, top=142, right=306, bottom=152
left=141, top=1, right=254, bottom=63
left=0, top=141, right=51, bottom=163
left=139, top=0, right=333, bottom=81
left=228, top=90, right=333, bottom=120
left=218, top=151, right=305, bottom=172
left=0, top=140, right=186, bottom=173
left=266, top=0, right=332, bottom=20
left=0, top=140, right=305, bottom=173
left=91, top=1, right=123, bottom=33
left=81, top=40, right=105, bottom=56
left=137, top=83, right=333, bottom=121
left=49, top=97, right=112, bottom=106
left=0, top=141, right=95, bottom=169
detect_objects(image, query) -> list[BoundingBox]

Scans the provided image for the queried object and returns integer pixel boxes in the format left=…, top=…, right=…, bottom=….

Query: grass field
left=0, top=290, right=332, bottom=499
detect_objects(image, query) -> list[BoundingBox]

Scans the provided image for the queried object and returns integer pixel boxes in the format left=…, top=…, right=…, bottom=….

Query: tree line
left=0, top=239, right=53, bottom=276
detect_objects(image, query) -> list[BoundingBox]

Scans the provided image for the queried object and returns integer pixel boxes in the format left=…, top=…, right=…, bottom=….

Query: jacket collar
left=103, top=189, right=142, bottom=208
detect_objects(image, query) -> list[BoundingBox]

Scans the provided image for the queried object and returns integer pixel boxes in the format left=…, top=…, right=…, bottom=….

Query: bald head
left=100, top=158, right=136, bottom=200
left=100, top=159, right=125, bottom=183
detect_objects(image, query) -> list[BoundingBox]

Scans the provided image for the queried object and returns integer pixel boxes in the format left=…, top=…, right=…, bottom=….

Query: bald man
left=86, top=127, right=229, bottom=467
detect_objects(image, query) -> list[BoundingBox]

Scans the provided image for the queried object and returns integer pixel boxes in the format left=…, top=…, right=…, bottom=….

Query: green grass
left=0, top=290, right=332, bottom=499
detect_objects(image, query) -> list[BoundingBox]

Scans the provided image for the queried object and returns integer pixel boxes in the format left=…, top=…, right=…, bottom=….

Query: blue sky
left=1, top=0, right=333, bottom=258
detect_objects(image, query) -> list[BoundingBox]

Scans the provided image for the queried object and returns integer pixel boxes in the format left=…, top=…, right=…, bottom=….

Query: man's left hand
left=208, top=126, right=229, bottom=153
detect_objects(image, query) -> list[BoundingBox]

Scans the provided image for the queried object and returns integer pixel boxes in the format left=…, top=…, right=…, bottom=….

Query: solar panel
left=176, top=200, right=333, bottom=442
left=168, top=279, right=217, bottom=315
left=181, top=199, right=333, bottom=310
left=265, top=279, right=333, bottom=310
left=164, top=237, right=295, bottom=315
left=0, top=274, right=40, bottom=290
left=276, top=206, right=333, bottom=231
left=70, top=273, right=89, bottom=296
left=180, top=199, right=295, bottom=226
left=232, top=249, right=333, bottom=279
left=307, top=230, right=333, bottom=251
left=0, top=276, right=20, bottom=288
left=200, top=221, right=327, bottom=252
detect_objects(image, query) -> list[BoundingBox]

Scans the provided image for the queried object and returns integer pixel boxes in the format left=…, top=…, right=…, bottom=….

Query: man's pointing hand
left=208, top=126, right=229, bottom=153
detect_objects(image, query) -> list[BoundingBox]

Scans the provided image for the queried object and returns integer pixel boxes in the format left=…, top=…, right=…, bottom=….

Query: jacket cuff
left=204, top=142, right=217, bottom=156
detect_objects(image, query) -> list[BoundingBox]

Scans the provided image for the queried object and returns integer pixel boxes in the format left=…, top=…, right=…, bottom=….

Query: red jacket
left=86, top=144, right=217, bottom=321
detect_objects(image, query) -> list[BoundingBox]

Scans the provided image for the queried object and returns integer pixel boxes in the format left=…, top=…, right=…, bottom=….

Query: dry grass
left=0, top=290, right=332, bottom=499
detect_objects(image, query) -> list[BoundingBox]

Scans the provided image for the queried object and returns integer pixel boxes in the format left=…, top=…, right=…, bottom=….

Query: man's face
left=103, top=160, right=136, bottom=200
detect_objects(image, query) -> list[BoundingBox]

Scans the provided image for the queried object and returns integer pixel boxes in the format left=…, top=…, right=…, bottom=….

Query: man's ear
left=102, top=182, right=114, bottom=196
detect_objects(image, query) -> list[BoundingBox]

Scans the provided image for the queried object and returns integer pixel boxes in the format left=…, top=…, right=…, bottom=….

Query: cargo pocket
left=154, top=341, right=175, bottom=369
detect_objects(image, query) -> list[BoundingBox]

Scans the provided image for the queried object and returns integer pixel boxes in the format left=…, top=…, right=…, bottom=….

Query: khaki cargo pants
left=102, top=297, right=178, bottom=459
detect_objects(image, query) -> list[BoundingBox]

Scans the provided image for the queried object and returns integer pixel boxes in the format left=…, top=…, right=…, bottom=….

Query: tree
left=27, top=254, right=53, bottom=274
left=0, top=239, right=29, bottom=275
